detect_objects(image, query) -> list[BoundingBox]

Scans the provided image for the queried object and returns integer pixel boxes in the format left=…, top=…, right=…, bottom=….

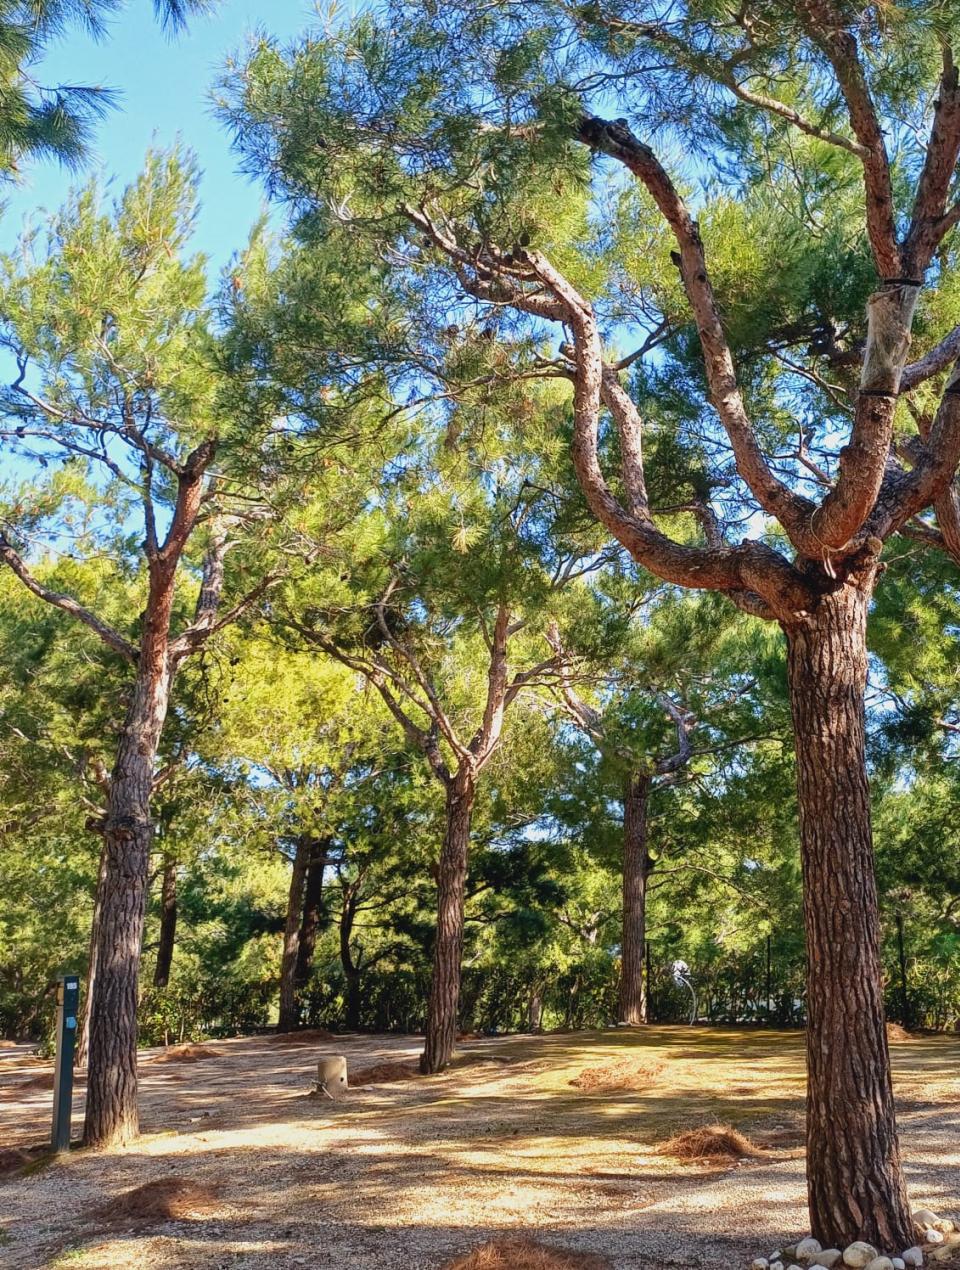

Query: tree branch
left=0, top=530, right=138, bottom=662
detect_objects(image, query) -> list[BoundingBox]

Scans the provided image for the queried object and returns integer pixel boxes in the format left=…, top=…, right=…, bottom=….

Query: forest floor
left=1, top=1026, right=959, bottom=1270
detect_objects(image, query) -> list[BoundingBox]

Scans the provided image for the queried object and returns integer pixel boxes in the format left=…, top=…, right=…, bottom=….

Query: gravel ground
left=0, top=1026, right=958, bottom=1270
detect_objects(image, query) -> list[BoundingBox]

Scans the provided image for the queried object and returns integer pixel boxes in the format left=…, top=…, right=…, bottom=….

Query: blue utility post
left=51, top=973, right=79, bottom=1152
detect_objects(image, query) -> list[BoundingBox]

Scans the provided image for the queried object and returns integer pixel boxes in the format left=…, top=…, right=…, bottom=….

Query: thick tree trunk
left=82, top=656, right=173, bottom=1148
left=75, top=836, right=108, bottom=1069
left=619, top=771, right=651, bottom=1025
left=278, top=835, right=310, bottom=1032
left=294, top=841, right=327, bottom=991
left=785, top=583, right=914, bottom=1250
left=153, top=855, right=178, bottom=989
left=420, top=772, right=474, bottom=1074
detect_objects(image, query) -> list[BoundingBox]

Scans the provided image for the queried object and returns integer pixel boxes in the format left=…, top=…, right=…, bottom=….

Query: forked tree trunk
left=785, top=581, right=913, bottom=1250
left=294, top=842, right=327, bottom=991
left=420, top=771, right=475, bottom=1074
left=619, top=770, right=652, bottom=1025
left=82, top=655, right=174, bottom=1148
left=278, top=835, right=310, bottom=1032
left=153, top=855, right=178, bottom=989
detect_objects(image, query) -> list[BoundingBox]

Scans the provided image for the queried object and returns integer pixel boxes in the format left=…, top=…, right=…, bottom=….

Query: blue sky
left=1, top=1, right=343, bottom=273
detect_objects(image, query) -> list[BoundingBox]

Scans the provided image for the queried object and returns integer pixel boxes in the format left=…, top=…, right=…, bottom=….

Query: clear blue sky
left=1, top=1, right=340, bottom=273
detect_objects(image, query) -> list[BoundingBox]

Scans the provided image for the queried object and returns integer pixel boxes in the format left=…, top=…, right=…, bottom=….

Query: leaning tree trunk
left=420, top=770, right=475, bottom=1074
left=82, top=654, right=173, bottom=1148
left=294, top=841, right=327, bottom=992
left=619, top=770, right=652, bottom=1025
left=153, top=854, right=178, bottom=989
left=785, top=581, right=914, bottom=1251
left=278, top=835, right=310, bottom=1032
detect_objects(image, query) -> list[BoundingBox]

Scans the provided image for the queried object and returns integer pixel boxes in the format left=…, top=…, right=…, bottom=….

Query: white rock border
left=747, top=1210, right=960, bottom=1270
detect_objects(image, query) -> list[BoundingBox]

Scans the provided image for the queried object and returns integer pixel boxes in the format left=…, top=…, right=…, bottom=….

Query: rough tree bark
left=785, top=577, right=913, bottom=1251
left=81, top=444, right=218, bottom=1148
left=420, top=770, right=475, bottom=1074
left=153, top=854, right=178, bottom=990
left=82, top=649, right=174, bottom=1147
left=278, top=834, right=311, bottom=1032
left=619, top=771, right=652, bottom=1026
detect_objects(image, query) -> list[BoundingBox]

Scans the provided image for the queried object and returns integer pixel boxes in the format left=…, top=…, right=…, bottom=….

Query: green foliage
left=0, top=1, right=215, bottom=180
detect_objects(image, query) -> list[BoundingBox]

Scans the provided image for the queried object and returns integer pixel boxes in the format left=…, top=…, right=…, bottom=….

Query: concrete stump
left=317, top=1055, right=348, bottom=1097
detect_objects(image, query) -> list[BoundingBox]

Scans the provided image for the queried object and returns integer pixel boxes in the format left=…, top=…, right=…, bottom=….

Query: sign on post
left=51, top=973, right=79, bottom=1153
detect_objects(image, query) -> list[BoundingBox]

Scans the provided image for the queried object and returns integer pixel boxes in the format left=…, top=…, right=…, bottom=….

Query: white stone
left=901, top=1248, right=923, bottom=1267
left=812, top=1252, right=843, bottom=1269
left=771, top=1260, right=785, bottom=1270
left=798, top=1241, right=824, bottom=1261
left=753, top=1260, right=770, bottom=1270
left=915, top=1213, right=940, bottom=1230
left=864, top=1258, right=894, bottom=1270
left=844, top=1245, right=879, bottom=1269
left=925, top=1232, right=944, bottom=1247
left=892, top=1259, right=905, bottom=1269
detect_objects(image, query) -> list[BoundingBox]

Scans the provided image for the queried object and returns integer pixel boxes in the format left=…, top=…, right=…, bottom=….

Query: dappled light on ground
left=1, top=1027, right=958, bottom=1268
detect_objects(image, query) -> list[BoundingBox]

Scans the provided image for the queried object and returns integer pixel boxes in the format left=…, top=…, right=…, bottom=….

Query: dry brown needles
left=658, top=1123, right=763, bottom=1164
left=569, top=1057, right=663, bottom=1092
left=98, top=1177, right=221, bottom=1223
left=442, top=1237, right=611, bottom=1269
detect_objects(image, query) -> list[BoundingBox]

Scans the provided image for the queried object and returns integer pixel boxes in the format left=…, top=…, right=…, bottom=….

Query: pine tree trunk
left=294, top=841, right=327, bottom=991
left=278, top=835, right=310, bottom=1032
left=75, top=837, right=108, bottom=1069
left=420, top=772, right=474, bottom=1074
left=785, top=582, right=914, bottom=1250
left=153, top=855, right=178, bottom=989
left=619, top=771, right=651, bottom=1025
left=82, top=657, right=173, bottom=1148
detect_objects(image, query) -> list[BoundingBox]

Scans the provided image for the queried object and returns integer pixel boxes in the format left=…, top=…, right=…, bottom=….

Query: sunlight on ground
left=1, top=1027, right=958, bottom=1270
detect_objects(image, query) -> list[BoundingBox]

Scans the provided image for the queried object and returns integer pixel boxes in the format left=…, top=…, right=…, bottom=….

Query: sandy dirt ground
left=1, top=1026, right=958, bottom=1270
